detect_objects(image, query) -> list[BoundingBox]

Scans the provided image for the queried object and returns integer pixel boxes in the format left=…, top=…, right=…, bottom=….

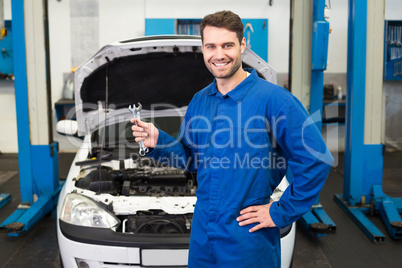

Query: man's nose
left=214, top=47, right=225, bottom=59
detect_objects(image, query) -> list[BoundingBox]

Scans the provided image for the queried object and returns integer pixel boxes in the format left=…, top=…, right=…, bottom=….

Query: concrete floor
left=0, top=151, right=401, bottom=268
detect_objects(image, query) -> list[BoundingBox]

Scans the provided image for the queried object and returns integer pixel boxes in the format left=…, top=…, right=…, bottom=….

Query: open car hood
left=74, top=35, right=277, bottom=136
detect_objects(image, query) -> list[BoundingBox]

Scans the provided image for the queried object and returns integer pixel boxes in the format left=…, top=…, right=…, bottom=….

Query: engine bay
left=74, top=155, right=197, bottom=197
left=72, top=151, right=197, bottom=235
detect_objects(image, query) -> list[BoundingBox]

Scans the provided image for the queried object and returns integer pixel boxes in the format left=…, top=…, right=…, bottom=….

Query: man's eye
left=224, top=44, right=233, bottom=48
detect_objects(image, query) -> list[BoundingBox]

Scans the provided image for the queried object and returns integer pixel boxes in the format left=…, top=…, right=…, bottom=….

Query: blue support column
left=334, top=0, right=402, bottom=243
left=310, top=0, right=329, bottom=132
left=11, top=0, right=34, bottom=204
left=299, top=0, right=336, bottom=236
left=343, top=0, right=367, bottom=206
left=0, top=0, right=63, bottom=236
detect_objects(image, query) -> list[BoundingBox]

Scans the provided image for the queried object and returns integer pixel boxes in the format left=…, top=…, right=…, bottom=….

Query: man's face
left=201, top=26, right=246, bottom=80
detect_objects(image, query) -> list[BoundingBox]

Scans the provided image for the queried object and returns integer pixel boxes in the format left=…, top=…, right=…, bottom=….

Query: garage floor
left=0, top=151, right=401, bottom=268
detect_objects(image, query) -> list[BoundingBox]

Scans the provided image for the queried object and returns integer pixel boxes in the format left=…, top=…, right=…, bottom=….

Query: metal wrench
left=128, top=102, right=149, bottom=156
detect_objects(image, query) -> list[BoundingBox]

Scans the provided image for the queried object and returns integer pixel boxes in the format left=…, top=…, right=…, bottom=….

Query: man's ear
left=240, top=37, right=246, bottom=53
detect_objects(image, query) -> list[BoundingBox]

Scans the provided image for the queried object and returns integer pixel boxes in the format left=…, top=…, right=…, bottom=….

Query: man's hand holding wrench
left=129, top=103, right=159, bottom=155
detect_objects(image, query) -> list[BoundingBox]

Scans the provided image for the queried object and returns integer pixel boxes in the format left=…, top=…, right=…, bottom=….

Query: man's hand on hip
left=236, top=199, right=277, bottom=232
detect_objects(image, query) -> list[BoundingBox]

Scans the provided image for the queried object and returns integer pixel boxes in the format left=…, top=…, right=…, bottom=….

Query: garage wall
left=384, top=0, right=402, bottom=151
left=0, top=0, right=16, bottom=153
left=0, top=81, right=17, bottom=152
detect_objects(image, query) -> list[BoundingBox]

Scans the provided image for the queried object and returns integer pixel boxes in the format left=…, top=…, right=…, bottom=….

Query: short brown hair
left=200, top=10, right=244, bottom=44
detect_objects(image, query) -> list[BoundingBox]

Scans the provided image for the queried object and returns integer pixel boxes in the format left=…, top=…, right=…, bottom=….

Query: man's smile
left=212, top=62, right=230, bottom=67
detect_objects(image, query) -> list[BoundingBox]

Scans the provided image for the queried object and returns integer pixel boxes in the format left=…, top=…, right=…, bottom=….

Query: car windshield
left=92, top=116, right=183, bottom=147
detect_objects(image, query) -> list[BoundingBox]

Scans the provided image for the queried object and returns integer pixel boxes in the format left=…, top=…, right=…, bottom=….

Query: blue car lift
left=297, top=0, right=336, bottom=236
left=333, top=0, right=402, bottom=243
left=0, top=0, right=62, bottom=236
left=0, top=191, right=11, bottom=209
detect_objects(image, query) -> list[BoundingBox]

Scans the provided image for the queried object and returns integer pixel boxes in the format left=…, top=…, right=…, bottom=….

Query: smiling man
left=131, top=10, right=333, bottom=268
left=201, top=24, right=246, bottom=92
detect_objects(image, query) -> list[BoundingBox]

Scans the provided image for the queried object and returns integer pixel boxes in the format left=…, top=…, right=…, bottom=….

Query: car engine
left=73, top=155, right=196, bottom=234
left=74, top=156, right=196, bottom=197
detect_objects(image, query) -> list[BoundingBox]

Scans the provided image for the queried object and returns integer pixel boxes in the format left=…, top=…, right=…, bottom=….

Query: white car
left=56, top=35, right=295, bottom=268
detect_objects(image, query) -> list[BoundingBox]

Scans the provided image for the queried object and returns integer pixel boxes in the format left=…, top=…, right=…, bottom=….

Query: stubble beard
left=207, top=59, right=242, bottom=80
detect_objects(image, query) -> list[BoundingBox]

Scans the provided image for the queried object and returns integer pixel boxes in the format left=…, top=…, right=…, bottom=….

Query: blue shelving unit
left=384, top=20, right=402, bottom=80
left=144, top=18, right=269, bottom=62
left=0, top=20, right=14, bottom=76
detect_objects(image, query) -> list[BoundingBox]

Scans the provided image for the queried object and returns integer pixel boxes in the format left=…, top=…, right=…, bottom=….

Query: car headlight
left=60, top=193, right=120, bottom=230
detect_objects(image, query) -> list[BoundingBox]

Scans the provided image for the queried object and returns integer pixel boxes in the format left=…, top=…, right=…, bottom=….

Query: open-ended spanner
left=128, top=103, right=149, bottom=156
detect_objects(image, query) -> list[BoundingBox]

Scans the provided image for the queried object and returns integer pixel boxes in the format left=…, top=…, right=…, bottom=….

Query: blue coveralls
left=148, top=69, right=334, bottom=267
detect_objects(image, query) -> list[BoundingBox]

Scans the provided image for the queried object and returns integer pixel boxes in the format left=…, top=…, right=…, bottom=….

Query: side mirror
left=56, top=120, right=78, bottom=136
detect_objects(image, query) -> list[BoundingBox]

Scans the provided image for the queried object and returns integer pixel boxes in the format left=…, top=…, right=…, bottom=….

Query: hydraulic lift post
left=0, top=0, right=62, bottom=236
left=334, top=0, right=402, bottom=243
left=291, top=0, right=336, bottom=236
